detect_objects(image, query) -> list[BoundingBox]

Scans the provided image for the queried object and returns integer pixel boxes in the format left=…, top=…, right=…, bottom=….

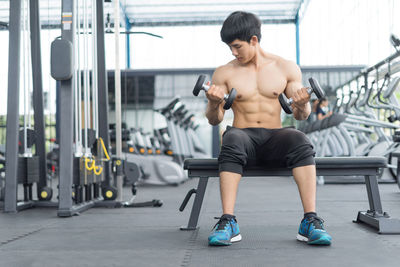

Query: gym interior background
left=1, top=0, right=400, bottom=266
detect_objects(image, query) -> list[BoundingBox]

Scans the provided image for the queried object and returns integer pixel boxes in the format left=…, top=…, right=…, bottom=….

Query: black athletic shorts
left=218, top=126, right=315, bottom=175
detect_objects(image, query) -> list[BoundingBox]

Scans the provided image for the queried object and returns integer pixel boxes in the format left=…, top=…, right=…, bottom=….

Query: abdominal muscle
left=231, top=96, right=283, bottom=129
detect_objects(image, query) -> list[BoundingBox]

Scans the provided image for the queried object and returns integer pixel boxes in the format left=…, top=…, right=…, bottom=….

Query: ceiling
left=0, top=0, right=309, bottom=29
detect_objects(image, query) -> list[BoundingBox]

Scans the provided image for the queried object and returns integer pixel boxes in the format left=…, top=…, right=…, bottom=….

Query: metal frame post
left=295, top=14, right=300, bottom=65
left=125, top=18, right=131, bottom=68
left=96, top=0, right=111, bottom=186
left=58, top=0, right=75, bottom=216
left=114, top=0, right=123, bottom=201
left=30, top=0, right=47, bottom=194
left=4, top=0, right=22, bottom=213
left=211, top=125, right=219, bottom=158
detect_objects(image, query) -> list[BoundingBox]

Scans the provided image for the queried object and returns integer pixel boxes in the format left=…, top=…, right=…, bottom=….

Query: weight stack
left=78, top=157, right=94, bottom=185
left=17, top=156, right=40, bottom=184
left=73, top=156, right=83, bottom=186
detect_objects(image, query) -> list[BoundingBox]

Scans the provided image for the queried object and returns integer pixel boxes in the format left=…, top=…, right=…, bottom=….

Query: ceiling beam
left=129, top=18, right=295, bottom=27
left=295, top=0, right=311, bottom=23
left=119, top=1, right=130, bottom=29
left=124, top=1, right=299, bottom=8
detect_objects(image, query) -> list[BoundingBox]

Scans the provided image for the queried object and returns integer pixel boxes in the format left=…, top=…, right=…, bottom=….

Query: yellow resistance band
left=83, top=137, right=111, bottom=175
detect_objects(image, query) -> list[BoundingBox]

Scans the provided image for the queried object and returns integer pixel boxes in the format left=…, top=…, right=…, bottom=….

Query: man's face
left=228, top=39, right=254, bottom=63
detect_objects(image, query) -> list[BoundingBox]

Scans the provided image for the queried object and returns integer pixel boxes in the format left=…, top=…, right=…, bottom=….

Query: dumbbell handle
left=286, top=87, right=313, bottom=105
left=193, top=75, right=237, bottom=110
left=202, top=84, right=230, bottom=100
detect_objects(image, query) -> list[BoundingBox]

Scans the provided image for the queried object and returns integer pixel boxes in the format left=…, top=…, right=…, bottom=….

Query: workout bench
left=179, top=156, right=400, bottom=234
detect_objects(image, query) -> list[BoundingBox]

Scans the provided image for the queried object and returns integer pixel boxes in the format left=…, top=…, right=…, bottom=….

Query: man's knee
left=219, top=128, right=251, bottom=175
left=282, top=129, right=315, bottom=168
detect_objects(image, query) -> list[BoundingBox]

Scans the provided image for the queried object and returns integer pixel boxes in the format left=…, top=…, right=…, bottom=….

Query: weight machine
left=1, top=0, right=161, bottom=216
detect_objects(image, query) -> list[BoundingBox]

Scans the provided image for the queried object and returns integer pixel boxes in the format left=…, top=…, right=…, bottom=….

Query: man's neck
left=248, top=47, right=268, bottom=69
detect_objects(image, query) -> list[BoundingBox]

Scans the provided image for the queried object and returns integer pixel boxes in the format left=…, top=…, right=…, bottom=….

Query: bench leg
left=365, top=175, right=383, bottom=214
left=397, top=156, right=400, bottom=189
left=180, top=177, right=209, bottom=230
left=354, top=175, right=400, bottom=234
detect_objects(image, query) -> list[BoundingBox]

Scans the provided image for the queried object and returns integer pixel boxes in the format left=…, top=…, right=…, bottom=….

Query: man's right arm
left=205, top=67, right=228, bottom=125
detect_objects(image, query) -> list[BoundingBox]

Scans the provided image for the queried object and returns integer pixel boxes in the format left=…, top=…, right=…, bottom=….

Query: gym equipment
left=156, top=98, right=186, bottom=164
left=279, top=77, right=325, bottom=114
left=2, top=0, right=163, bottom=216
left=3, top=0, right=55, bottom=213
left=300, top=51, right=400, bottom=185
left=155, top=98, right=210, bottom=163
left=193, top=74, right=237, bottom=110
left=124, top=128, right=187, bottom=186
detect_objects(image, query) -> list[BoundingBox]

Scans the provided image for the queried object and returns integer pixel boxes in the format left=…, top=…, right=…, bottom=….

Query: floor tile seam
left=178, top=179, right=215, bottom=267
left=0, top=221, right=57, bottom=248
left=0, top=248, right=192, bottom=252
left=21, top=225, right=188, bottom=231
left=180, top=229, right=199, bottom=267
left=32, top=225, right=189, bottom=232
left=188, top=245, right=334, bottom=251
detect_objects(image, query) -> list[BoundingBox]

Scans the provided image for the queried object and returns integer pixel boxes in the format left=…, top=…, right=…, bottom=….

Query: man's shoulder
left=213, top=61, right=236, bottom=77
left=217, top=60, right=237, bottom=71
left=273, top=56, right=298, bottom=71
left=273, top=57, right=301, bottom=80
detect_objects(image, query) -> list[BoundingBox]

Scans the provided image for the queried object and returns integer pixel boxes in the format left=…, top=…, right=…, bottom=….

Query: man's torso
left=220, top=55, right=289, bottom=129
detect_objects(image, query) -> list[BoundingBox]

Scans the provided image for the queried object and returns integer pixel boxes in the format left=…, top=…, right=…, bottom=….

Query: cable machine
left=2, top=0, right=54, bottom=213
left=2, top=0, right=161, bottom=216
left=53, top=0, right=161, bottom=217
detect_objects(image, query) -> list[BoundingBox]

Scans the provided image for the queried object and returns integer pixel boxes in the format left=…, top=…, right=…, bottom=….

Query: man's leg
left=208, top=171, right=242, bottom=246
left=210, top=127, right=253, bottom=246
left=220, top=171, right=242, bottom=215
left=268, top=128, right=331, bottom=245
left=293, top=164, right=331, bottom=245
left=292, top=165, right=316, bottom=213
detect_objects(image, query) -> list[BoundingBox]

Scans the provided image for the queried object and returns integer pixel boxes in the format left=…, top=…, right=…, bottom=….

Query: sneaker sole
left=209, top=234, right=242, bottom=246
left=296, top=234, right=331, bottom=246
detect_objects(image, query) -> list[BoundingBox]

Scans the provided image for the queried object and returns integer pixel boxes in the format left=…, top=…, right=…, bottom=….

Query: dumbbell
left=193, top=74, right=237, bottom=110
left=279, top=77, right=325, bottom=114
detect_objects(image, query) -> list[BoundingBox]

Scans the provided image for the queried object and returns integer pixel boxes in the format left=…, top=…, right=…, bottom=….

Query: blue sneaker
left=208, top=214, right=242, bottom=246
left=297, top=216, right=332, bottom=245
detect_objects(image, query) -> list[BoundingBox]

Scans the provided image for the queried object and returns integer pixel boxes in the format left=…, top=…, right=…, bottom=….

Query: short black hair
left=220, top=11, right=261, bottom=44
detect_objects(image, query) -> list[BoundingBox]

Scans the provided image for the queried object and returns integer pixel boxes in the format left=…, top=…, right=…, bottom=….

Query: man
left=205, top=11, right=332, bottom=246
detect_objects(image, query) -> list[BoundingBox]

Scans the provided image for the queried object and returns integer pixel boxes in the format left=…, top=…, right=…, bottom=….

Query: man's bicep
left=211, top=67, right=229, bottom=94
left=283, top=62, right=303, bottom=98
left=284, top=80, right=303, bottom=99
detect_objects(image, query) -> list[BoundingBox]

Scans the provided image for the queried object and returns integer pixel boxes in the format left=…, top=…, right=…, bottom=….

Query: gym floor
left=1, top=177, right=400, bottom=267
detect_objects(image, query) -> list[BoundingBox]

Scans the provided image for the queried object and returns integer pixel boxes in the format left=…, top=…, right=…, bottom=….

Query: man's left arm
left=283, top=61, right=311, bottom=121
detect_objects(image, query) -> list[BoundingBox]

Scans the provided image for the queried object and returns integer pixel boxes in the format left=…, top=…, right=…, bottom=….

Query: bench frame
left=180, top=159, right=400, bottom=234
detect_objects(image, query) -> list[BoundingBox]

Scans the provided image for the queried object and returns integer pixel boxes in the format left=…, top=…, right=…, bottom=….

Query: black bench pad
left=184, top=156, right=387, bottom=177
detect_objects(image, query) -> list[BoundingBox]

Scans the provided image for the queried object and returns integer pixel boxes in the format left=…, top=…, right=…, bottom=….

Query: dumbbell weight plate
left=223, top=88, right=237, bottom=110
left=308, top=77, right=325, bottom=99
left=278, top=94, right=293, bottom=114
left=193, top=74, right=206, bottom=96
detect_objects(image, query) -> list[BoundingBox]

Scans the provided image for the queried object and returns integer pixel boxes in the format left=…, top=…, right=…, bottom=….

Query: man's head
left=220, top=11, right=262, bottom=63
left=220, top=11, right=261, bottom=44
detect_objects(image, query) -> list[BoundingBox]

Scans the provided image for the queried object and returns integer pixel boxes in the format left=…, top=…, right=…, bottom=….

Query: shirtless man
left=205, top=11, right=332, bottom=246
